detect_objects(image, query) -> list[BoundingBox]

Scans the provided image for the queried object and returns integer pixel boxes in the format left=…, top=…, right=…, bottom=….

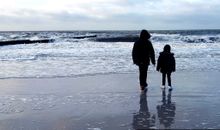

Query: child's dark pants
left=162, top=72, right=171, bottom=86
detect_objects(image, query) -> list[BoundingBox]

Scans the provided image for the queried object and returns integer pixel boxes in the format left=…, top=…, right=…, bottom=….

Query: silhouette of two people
left=133, top=90, right=176, bottom=129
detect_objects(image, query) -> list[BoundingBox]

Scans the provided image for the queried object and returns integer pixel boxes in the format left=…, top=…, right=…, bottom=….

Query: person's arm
left=132, top=42, right=139, bottom=65
left=172, top=56, right=176, bottom=72
left=156, top=55, right=161, bottom=71
left=149, top=41, right=155, bottom=65
left=170, top=54, right=176, bottom=72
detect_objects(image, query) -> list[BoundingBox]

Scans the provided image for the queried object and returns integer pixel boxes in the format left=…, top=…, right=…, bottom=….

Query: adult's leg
left=162, top=73, right=166, bottom=86
left=139, top=64, right=148, bottom=87
left=144, top=65, right=148, bottom=87
left=167, top=72, right=171, bottom=86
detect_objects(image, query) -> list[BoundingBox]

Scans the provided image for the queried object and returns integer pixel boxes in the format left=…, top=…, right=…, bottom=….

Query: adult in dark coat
left=157, top=44, right=176, bottom=89
left=132, top=30, right=155, bottom=90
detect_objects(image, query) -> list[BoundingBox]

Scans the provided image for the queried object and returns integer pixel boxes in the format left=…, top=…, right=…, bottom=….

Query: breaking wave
left=0, top=30, right=220, bottom=79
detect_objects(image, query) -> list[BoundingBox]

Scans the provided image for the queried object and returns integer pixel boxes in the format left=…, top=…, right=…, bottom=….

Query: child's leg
left=167, top=72, right=171, bottom=86
left=162, top=73, right=166, bottom=86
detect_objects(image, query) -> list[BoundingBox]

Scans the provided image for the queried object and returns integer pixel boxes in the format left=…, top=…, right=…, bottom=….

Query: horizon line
left=0, top=29, right=220, bottom=32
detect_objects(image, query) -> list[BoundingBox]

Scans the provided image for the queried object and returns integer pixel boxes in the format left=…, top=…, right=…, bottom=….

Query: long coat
left=156, top=52, right=176, bottom=73
left=132, top=39, right=155, bottom=65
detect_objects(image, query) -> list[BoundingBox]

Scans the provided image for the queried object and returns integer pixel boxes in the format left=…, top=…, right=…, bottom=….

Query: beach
left=0, top=30, right=220, bottom=129
left=0, top=71, right=220, bottom=129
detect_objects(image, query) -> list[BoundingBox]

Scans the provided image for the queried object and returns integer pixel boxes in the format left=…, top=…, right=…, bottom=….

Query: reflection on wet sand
left=157, top=90, right=176, bottom=129
left=133, top=90, right=156, bottom=129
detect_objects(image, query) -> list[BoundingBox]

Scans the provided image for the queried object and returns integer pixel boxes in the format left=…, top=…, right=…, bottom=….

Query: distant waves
left=94, top=36, right=138, bottom=42
left=0, top=39, right=54, bottom=46
left=0, top=30, right=220, bottom=79
left=1, top=30, right=220, bottom=45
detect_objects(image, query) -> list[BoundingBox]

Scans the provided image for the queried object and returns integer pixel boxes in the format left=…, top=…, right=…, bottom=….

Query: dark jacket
left=156, top=52, right=176, bottom=73
left=132, top=39, right=155, bottom=65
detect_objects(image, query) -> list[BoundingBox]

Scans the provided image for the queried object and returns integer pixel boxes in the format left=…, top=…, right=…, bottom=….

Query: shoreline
left=0, top=72, right=220, bottom=129
left=0, top=70, right=219, bottom=80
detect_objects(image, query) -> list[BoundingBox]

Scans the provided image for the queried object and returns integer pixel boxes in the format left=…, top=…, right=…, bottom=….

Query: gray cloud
left=0, top=0, right=220, bottom=30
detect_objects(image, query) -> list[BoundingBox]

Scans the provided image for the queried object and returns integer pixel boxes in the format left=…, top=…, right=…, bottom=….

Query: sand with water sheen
left=0, top=71, right=219, bottom=129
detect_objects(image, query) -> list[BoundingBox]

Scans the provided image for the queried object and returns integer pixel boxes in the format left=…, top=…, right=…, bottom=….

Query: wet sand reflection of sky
left=133, top=89, right=176, bottom=129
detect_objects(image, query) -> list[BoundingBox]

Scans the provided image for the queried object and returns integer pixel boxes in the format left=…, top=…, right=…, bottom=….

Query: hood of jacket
left=159, top=52, right=174, bottom=56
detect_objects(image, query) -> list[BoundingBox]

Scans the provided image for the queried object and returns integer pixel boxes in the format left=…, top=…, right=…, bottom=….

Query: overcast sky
left=0, top=0, right=220, bottom=31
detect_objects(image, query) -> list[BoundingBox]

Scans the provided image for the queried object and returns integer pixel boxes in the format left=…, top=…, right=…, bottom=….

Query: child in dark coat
left=157, top=44, right=176, bottom=90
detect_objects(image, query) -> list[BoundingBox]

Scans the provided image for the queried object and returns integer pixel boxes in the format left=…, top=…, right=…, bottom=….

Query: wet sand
left=0, top=72, right=220, bottom=129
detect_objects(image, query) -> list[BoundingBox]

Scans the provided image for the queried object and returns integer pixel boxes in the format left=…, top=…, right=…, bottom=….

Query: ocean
left=0, top=30, right=220, bottom=79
